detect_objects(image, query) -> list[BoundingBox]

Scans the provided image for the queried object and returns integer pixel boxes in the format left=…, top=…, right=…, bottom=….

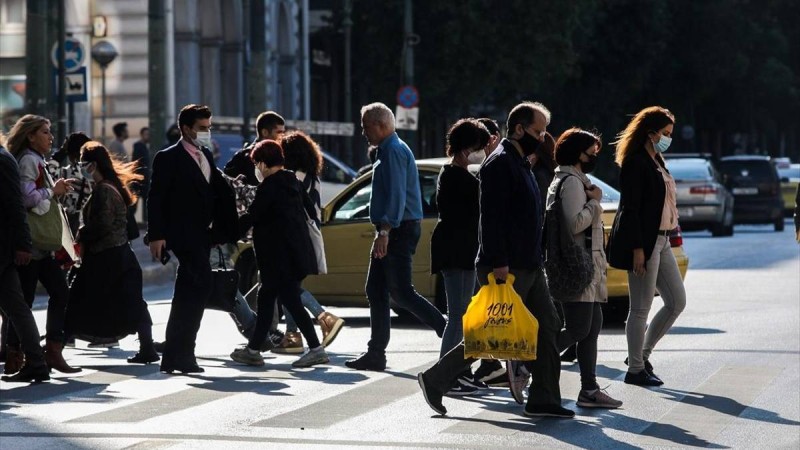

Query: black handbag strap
left=216, top=246, right=227, bottom=269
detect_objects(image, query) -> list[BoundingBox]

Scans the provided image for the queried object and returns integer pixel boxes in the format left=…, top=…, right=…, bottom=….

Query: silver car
left=666, top=157, right=735, bottom=237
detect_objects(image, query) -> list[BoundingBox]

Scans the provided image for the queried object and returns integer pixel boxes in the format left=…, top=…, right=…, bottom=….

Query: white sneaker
left=506, top=360, right=530, bottom=405
left=292, top=347, right=329, bottom=368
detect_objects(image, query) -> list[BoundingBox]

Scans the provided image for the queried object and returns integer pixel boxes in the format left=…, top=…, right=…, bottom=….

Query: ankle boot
left=3, top=346, right=25, bottom=375
left=44, top=339, right=81, bottom=373
left=127, top=341, right=160, bottom=364
left=1, top=361, right=50, bottom=383
left=317, top=312, right=345, bottom=348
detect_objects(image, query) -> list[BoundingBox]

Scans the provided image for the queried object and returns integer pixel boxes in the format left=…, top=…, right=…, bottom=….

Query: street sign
left=51, top=37, right=86, bottom=73
left=53, top=67, right=88, bottom=102
left=395, top=106, right=419, bottom=131
left=396, top=85, right=419, bottom=108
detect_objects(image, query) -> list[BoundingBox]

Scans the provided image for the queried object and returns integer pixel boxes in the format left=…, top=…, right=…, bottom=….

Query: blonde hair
left=6, top=114, right=50, bottom=156
left=613, top=106, right=674, bottom=167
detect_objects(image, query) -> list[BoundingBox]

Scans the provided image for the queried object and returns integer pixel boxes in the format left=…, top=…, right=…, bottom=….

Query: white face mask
left=254, top=165, right=265, bottom=183
left=195, top=131, right=212, bottom=149
left=467, top=151, right=485, bottom=165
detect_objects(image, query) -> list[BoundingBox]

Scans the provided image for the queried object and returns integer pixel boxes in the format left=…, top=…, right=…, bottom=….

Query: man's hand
left=632, top=248, right=646, bottom=277
left=493, top=266, right=509, bottom=283
left=586, top=184, right=602, bottom=202
left=149, top=239, right=166, bottom=261
left=372, top=235, right=389, bottom=259
left=14, top=250, right=32, bottom=266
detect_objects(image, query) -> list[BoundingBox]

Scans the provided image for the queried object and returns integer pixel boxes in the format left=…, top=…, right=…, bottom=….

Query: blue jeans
left=439, top=269, right=477, bottom=357
left=284, top=289, right=326, bottom=332
left=365, top=221, right=446, bottom=354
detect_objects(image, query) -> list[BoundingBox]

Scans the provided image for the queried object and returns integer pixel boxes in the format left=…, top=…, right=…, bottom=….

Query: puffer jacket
left=545, top=166, right=607, bottom=303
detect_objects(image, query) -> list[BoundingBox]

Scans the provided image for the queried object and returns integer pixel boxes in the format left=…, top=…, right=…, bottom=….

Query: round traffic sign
left=397, top=85, right=420, bottom=108
left=51, top=37, right=86, bottom=73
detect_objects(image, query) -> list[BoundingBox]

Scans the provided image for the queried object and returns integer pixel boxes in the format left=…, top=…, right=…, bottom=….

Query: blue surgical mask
left=653, top=135, right=672, bottom=153
left=80, top=162, right=93, bottom=179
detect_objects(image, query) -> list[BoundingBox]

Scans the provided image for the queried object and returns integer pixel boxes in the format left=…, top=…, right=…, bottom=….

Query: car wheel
left=723, top=223, right=735, bottom=236
left=775, top=217, right=785, bottom=232
left=711, top=222, right=725, bottom=237
left=234, top=248, right=259, bottom=312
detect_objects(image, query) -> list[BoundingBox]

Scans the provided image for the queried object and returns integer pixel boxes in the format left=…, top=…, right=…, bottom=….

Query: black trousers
left=556, top=302, right=603, bottom=391
left=13, top=255, right=69, bottom=344
left=0, top=261, right=45, bottom=364
left=424, top=267, right=563, bottom=407
left=162, top=247, right=211, bottom=364
left=249, top=273, right=320, bottom=350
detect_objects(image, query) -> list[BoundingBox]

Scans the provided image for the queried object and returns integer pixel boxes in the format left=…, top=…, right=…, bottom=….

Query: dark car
left=666, top=158, right=735, bottom=237
left=718, top=155, right=784, bottom=231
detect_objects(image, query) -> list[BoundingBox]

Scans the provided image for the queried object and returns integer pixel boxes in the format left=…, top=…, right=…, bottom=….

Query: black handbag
left=207, top=247, right=240, bottom=312
left=544, top=175, right=594, bottom=301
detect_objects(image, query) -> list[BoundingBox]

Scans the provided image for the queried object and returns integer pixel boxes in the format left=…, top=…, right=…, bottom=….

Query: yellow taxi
left=233, top=158, right=689, bottom=320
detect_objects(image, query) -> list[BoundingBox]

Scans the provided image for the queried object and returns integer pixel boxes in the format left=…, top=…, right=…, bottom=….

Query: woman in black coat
left=230, top=140, right=328, bottom=369
left=606, top=106, right=686, bottom=387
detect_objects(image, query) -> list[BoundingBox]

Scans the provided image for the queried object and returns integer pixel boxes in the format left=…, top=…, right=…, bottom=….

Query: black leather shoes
left=344, top=352, right=386, bottom=371
left=160, top=359, right=204, bottom=374
left=624, top=369, right=663, bottom=386
left=127, top=347, right=160, bottom=365
left=1, top=363, right=50, bottom=383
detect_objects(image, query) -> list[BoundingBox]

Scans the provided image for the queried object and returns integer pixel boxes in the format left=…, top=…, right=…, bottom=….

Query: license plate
left=678, top=207, right=693, bottom=217
left=732, top=187, right=758, bottom=195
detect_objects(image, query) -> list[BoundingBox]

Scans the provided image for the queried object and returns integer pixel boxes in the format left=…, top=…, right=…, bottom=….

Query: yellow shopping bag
left=463, top=273, right=538, bottom=360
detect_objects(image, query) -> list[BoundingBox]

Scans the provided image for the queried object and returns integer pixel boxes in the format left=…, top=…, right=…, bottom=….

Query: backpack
left=543, top=174, right=594, bottom=301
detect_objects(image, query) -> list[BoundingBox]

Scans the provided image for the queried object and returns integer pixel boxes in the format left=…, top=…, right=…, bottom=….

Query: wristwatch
left=377, top=229, right=389, bottom=237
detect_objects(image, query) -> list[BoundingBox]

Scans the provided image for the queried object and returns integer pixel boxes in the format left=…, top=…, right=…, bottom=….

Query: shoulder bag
left=206, top=246, right=240, bottom=312
left=543, top=175, right=594, bottom=301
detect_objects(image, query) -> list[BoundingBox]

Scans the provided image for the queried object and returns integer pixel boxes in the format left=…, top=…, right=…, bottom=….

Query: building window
left=2, top=0, right=26, bottom=24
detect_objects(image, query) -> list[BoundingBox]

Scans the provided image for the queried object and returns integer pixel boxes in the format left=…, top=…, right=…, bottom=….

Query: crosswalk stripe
left=632, top=365, right=779, bottom=447
left=251, top=362, right=433, bottom=429
left=68, top=388, right=233, bottom=423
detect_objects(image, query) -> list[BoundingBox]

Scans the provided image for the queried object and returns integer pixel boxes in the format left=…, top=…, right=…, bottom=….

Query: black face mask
left=516, top=130, right=542, bottom=156
left=581, top=152, right=598, bottom=173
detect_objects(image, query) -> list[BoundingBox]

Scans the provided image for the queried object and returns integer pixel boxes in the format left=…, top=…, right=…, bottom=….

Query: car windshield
left=719, top=160, right=777, bottom=180
left=778, top=165, right=799, bottom=180
left=587, top=174, right=620, bottom=203
left=666, top=161, right=712, bottom=180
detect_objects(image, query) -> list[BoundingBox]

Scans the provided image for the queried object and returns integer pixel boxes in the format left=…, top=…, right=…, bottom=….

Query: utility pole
left=25, top=0, right=49, bottom=116
left=148, top=0, right=167, bottom=155
left=342, top=0, right=353, bottom=167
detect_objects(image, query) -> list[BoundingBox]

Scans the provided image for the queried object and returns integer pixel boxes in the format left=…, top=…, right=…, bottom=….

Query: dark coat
left=132, top=140, right=151, bottom=195
left=244, top=170, right=317, bottom=283
left=223, top=143, right=259, bottom=186
left=476, top=139, right=544, bottom=270
left=0, top=147, right=32, bottom=265
left=606, top=150, right=668, bottom=270
left=147, top=141, right=238, bottom=252
left=430, top=164, right=479, bottom=273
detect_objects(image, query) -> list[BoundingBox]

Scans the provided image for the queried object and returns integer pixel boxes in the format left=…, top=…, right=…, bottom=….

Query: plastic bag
left=463, top=273, right=539, bottom=360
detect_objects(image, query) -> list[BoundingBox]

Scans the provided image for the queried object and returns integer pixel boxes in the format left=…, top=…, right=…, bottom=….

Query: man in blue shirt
left=345, top=102, right=446, bottom=371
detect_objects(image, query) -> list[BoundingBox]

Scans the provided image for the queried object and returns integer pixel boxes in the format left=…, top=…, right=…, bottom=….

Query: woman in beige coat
left=545, top=128, right=622, bottom=409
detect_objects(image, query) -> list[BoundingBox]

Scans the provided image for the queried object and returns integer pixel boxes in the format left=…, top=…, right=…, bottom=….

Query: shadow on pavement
left=658, top=387, right=800, bottom=427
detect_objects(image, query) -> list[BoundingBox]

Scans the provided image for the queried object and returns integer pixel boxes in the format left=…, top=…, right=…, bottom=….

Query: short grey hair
left=360, top=102, right=395, bottom=130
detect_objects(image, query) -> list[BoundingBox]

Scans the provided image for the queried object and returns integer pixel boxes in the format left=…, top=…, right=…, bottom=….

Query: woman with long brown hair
left=5, top=114, right=79, bottom=375
left=606, top=106, right=686, bottom=386
left=64, top=142, right=159, bottom=364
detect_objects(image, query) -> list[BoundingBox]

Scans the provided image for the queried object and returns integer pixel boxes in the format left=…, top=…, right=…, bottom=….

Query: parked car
left=775, top=161, right=799, bottom=216
left=232, top=158, right=689, bottom=321
left=718, top=155, right=784, bottom=231
left=665, top=158, right=734, bottom=237
left=319, top=151, right=358, bottom=204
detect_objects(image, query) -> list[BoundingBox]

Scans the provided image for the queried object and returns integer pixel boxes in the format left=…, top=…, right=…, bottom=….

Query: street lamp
left=91, top=40, right=118, bottom=143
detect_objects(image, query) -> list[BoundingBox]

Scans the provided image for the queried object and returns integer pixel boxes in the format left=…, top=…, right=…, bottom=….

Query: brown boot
left=271, top=331, right=304, bottom=354
left=44, top=339, right=81, bottom=373
left=317, top=312, right=345, bottom=348
left=3, top=346, right=24, bottom=375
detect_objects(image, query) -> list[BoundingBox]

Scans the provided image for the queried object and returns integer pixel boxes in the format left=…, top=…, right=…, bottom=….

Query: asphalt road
left=1, top=220, right=799, bottom=449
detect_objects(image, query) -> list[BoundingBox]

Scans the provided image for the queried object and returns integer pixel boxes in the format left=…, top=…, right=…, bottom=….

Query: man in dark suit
left=0, top=145, right=49, bottom=383
left=132, top=127, right=151, bottom=222
left=223, top=111, right=285, bottom=186
left=147, top=104, right=238, bottom=374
